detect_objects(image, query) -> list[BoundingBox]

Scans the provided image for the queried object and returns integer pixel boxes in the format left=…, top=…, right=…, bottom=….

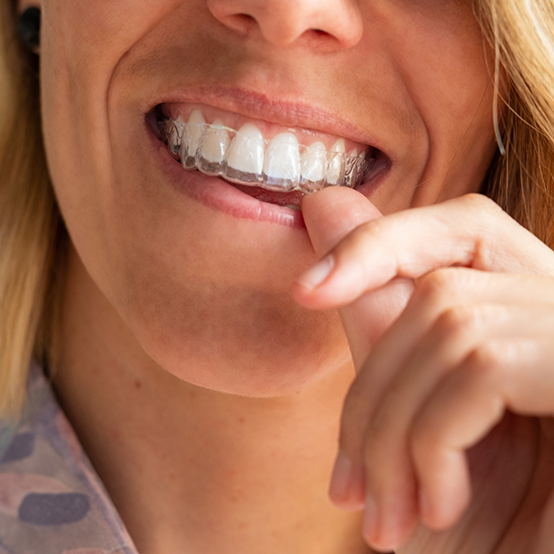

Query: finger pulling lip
left=146, top=111, right=389, bottom=226
left=143, top=88, right=391, bottom=227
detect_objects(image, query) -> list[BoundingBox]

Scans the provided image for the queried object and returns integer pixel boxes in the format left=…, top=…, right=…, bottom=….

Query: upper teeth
left=161, top=110, right=374, bottom=194
left=263, top=133, right=301, bottom=184
left=227, top=123, right=265, bottom=177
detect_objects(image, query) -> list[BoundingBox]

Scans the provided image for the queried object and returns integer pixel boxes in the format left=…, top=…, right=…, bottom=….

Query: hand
left=293, top=188, right=554, bottom=554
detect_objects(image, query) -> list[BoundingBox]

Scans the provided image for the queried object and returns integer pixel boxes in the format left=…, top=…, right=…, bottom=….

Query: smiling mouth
left=152, top=104, right=384, bottom=199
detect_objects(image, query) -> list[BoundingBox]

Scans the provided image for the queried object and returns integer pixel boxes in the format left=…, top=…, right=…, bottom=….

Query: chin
left=127, top=296, right=353, bottom=398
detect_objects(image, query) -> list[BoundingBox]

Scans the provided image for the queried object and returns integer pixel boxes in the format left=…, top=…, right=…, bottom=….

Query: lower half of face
left=40, top=0, right=498, bottom=395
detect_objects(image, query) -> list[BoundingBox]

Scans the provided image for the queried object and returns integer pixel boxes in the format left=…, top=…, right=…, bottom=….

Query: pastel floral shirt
left=0, top=364, right=138, bottom=554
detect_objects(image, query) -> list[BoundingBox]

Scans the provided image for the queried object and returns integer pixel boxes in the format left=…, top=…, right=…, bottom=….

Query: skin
left=17, top=0, right=554, bottom=551
left=295, top=191, right=554, bottom=552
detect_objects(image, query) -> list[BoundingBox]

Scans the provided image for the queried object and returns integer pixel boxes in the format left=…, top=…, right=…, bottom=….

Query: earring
left=17, top=7, right=41, bottom=51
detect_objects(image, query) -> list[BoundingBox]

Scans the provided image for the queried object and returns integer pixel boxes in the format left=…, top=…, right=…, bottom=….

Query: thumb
left=296, top=187, right=414, bottom=368
left=300, top=187, right=383, bottom=256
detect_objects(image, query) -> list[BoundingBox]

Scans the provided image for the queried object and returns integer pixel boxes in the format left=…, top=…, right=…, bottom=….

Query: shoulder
left=0, top=364, right=138, bottom=554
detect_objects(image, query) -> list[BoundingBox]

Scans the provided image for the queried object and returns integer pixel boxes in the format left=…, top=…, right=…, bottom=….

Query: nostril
left=236, top=13, right=255, bottom=24
left=238, top=13, right=259, bottom=35
left=218, top=13, right=257, bottom=36
left=302, top=28, right=343, bottom=50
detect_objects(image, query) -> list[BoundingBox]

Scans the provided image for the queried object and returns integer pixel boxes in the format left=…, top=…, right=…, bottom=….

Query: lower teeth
left=158, top=118, right=375, bottom=195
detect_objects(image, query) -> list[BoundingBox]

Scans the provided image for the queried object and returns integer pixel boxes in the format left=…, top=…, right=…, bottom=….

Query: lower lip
left=148, top=126, right=306, bottom=229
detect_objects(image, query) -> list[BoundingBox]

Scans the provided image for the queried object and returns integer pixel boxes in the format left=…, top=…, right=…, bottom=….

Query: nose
left=206, top=0, right=363, bottom=49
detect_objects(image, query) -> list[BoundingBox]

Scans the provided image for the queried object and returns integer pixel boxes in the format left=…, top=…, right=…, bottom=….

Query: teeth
left=168, top=115, right=185, bottom=158
left=300, top=141, right=326, bottom=193
left=200, top=120, right=229, bottom=163
left=225, top=123, right=264, bottom=184
left=263, top=133, right=301, bottom=191
left=327, top=139, right=346, bottom=186
left=345, top=148, right=366, bottom=188
left=197, top=119, right=230, bottom=175
left=181, top=110, right=205, bottom=169
left=160, top=112, right=374, bottom=194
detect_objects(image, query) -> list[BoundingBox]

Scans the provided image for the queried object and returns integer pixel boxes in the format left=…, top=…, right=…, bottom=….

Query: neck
left=52, top=246, right=371, bottom=554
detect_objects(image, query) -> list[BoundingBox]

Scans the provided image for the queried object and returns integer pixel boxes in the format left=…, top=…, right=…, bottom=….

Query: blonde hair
left=0, top=0, right=554, bottom=415
left=475, top=0, right=554, bottom=244
left=0, top=0, right=63, bottom=416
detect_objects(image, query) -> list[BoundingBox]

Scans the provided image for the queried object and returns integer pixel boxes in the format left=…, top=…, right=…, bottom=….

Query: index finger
left=294, top=193, right=554, bottom=309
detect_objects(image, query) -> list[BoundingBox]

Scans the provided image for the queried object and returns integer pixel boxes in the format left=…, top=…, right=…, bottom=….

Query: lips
left=151, top=102, right=387, bottom=198
left=142, top=89, right=390, bottom=225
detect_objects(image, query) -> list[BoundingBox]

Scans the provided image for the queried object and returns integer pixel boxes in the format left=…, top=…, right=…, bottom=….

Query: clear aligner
left=159, top=117, right=375, bottom=194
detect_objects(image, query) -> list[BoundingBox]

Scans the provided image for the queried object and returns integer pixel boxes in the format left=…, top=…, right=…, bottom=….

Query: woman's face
left=37, top=0, right=497, bottom=394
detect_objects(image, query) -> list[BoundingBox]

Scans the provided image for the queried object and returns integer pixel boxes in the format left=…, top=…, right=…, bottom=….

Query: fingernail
left=329, top=450, right=352, bottom=503
left=296, top=255, right=334, bottom=291
left=363, top=492, right=379, bottom=543
left=365, top=496, right=405, bottom=552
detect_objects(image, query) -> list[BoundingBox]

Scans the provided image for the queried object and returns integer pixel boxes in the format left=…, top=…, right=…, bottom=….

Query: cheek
left=369, top=1, right=492, bottom=118
left=39, top=0, right=178, bottom=288
left=374, top=0, right=496, bottom=204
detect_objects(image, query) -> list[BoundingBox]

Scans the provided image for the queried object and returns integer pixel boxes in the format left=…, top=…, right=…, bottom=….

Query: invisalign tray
left=159, top=114, right=375, bottom=194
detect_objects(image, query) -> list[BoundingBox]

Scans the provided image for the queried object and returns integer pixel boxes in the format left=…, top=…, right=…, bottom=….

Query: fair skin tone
left=19, top=0, right=554, bottom=552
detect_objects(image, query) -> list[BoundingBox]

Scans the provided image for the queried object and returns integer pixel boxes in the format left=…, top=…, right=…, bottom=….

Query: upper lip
left=146, top=85, right=387, bottom=156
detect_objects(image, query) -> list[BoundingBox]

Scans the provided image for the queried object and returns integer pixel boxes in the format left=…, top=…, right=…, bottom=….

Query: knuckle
left=416, top=268, right=459, bottom=305
left=463, top=342, right=509, bottom=398
left=434, top=305, right=479, bottom=340
left=360, top=216, right=386, bottom=236
left=467, top=341, right=505, bottom=372
left=351, top=218, right=384, bottom=243
left=459, top=193, right=502, bottom=216
left=458, top=194, right=506, bottom=234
